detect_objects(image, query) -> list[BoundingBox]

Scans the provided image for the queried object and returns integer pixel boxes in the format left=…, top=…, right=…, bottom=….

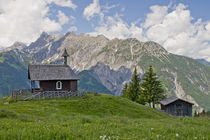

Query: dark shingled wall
left=161, top=100, right=193, bottom=116
left=40, top=80, right=77, bottom=92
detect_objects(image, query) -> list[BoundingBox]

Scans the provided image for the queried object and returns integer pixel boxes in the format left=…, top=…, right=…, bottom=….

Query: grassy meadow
left=0, top=93, right=209, bottom=140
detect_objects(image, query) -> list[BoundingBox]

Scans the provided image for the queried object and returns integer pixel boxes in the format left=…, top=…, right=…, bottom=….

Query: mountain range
left=197, top=59, right=210, bottom=66
left=0, top=32, right=210, bottom=111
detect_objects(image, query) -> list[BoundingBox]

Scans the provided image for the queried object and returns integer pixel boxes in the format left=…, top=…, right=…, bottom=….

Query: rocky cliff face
left=1, top=32, right=210, bottom=110
left=86, top=63, right=132, bottom=95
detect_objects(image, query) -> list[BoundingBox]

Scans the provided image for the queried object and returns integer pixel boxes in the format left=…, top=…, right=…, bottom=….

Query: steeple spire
left=61, top=48, right=69, bottom=65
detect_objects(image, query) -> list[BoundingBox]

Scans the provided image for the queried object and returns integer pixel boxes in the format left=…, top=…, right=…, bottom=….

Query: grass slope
left=0, top=94, right=209, bottom=139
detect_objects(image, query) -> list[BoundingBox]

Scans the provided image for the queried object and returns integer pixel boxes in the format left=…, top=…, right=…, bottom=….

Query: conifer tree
left=141, top=66, right=165, bottom=108
left=137, top=90, right=146, bottom=105
left=121, top=67, right=141, bottom=102
left=122, top=83, right=128, bottom=98
left=128, top=67, right=141, bottom=101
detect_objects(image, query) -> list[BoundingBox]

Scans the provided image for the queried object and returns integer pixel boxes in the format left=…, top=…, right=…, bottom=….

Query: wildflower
left=176, top=133, right=179, bottom=137
left=99, top=135, right=106, bottom=140
left=151, top=128, right=154, bottom=131
left=100, top=135, right=106, bottom=140
left=156, top=135, right=159, bottom=138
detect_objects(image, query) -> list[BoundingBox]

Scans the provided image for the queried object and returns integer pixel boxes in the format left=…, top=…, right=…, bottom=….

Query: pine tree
left=122, top=83, right=128, bottom=98
left=121, top=67, right=141, bottom=102
left=128, top=67, right=141, bottom=101
left=137, top=90, right=146, bottom=105
left=141, top=66, right=165, bottom=108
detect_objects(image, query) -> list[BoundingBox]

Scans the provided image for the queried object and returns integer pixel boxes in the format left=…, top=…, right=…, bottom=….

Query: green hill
left=0, top=50, right=31, bottom=97
left=0, top=94, right=209, bottom=139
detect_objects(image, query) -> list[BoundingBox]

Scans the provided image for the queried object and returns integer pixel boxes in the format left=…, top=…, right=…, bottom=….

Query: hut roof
left=28, top=64, right=79, bottom=81
left=160, top=97, right=194, bottom=105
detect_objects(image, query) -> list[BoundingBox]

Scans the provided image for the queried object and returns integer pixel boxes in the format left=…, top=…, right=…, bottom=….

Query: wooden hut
left=28, top=49, right=79, bottom=92
left=160, top=97, right=193, bottom=116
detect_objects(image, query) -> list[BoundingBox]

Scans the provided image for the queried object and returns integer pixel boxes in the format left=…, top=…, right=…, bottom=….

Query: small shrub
left=6, top=96, right=15, bottom=103
left=93, top=92, right=100, bottom=96
left=119, top=117, right=128, bottom=124
left=0, top=109, right=17, bottom=118
left=86, top=92, right=100, bottom=96
left=80, top=116, right=92, bottom=124
left=19, top=115, right=31, bottom=122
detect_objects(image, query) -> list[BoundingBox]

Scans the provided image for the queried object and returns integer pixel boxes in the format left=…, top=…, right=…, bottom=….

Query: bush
left=6, top=96, right=15, bottom=103
left=80, top=116, right=92, bottom=124
left=19, top=115, right=31, bottom=122
left=0, top=109, right=17, bottom=118
left=93, top=92, right=100, bottom=96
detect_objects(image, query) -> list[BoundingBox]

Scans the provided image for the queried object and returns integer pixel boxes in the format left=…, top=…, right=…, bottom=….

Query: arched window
left=56, top=81, right=62, bottom=90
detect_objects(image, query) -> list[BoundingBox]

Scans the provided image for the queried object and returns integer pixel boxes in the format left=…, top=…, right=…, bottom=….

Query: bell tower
left=61, top=48, right=69, bottom=65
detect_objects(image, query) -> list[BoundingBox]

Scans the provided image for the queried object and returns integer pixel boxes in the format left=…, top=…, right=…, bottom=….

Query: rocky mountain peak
left=12, top=41, right=27, bottom=47
left=143, top=41, right=169, bottom=56
left=0, top=41, right=26, bottom=53
left=64, top=32, right=76, bottom=37
left=95, top=34, right=109, bottom=40
left=25, top=32, right=54, bottom=53
left=40, top=32, right=49, bottom=39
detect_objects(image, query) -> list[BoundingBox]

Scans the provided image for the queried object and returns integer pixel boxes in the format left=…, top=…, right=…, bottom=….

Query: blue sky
left=0, top=0, right=210, bottom=61
left=53, top=0, right=210, bottom=34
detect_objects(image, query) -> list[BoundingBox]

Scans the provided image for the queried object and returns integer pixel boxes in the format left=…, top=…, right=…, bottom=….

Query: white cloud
left=69, top=26, right=77, bottom=32
left=0, top=0, right=76, bottom=47
left=144, top=3, right=210, bottom=61
left=120, top=7, right=125, bottom=12
left=83, top=0, right=103, bottom=21
left=69, top=15, right=76, bottom=24
left=41, top=18, right=62, bottom=33
left=83, top=0, right=121, bottom=21
left=57, top=10, right=69, bottom=25
left=45, top=0, right=77, bottom=9
left=89, top=14, right=145, bottom=41
left=102, top=4, right=120, bottom=13
left=143, top=5, right=168, bottom=28
left=88, top=3, right=210, bottom=61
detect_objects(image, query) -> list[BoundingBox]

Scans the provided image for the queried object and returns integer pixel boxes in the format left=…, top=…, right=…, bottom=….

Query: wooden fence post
left=12, top=90, right=14, bottom=100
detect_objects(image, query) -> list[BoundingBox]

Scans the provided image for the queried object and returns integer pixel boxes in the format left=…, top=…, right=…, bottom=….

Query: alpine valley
left=0, top=32, right=210, bottom=110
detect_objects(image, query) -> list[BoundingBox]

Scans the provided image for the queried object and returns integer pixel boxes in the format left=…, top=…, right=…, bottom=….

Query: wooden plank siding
left=39, top=80, right=78, bottom=92
left=163, top=100, right=192, bottom=116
